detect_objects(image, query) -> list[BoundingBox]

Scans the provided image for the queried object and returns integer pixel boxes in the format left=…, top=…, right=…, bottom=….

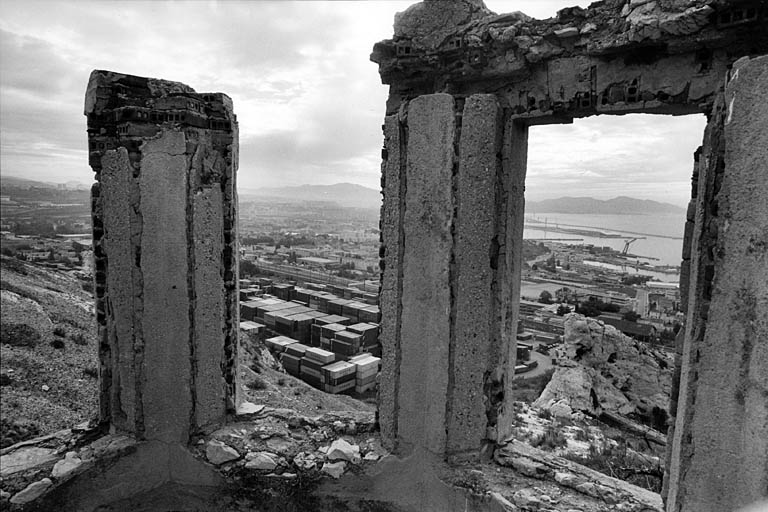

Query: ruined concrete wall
left=373, top=0, right=768, bottom=499
left=665, top=55, right=768, bottom=512
left=85, top=71, right=239, bottom=442
left=379, top=92, right=524, bottom=457
left=372, top=0, right=767, bottom=120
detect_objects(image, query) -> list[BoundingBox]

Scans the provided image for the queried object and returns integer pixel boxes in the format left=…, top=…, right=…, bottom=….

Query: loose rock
left=51, top=451, right=83, bottom=480
left=244, top=452, right=277, bottom=471
left=326, top=438, right=361, bottom=464
left=10, top=478, right=53, bottom=505
left=321, top=461, right=346, bottom=479
left=205, top=439, right=239, bottom=465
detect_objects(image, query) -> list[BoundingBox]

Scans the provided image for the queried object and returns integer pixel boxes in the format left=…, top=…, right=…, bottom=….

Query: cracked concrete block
left=397, top=93, right=455, bottom=455
left=379, top=114, right=403, bottom=451
left=447, top=94, right=503, bottom=455
left=86, top=70, right=238, bottom=444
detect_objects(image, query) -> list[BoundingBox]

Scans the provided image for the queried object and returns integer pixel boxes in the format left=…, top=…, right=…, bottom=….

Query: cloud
left=0, top=0, right=708, bottom=204
left=526, top=114, right=706, bottom=206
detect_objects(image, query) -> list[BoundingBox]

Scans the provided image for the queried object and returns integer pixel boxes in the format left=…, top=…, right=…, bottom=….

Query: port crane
left=622, top=237, right=642, bottom=255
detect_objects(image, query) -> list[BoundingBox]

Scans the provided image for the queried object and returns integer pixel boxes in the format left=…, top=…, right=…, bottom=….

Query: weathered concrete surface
left=140, top=130, right=193, bottom=444
left=666, top=55, right=768, bottom=512
left=398, top=93, right=455, bottom=455
left=373, top=0, right=768, bottom=120
left=85, top=70, right=238, bottom=444
left=100, top=148, right=139, bottom=433
left=495, top=117, right=527, bottom=443
left=447, top=94, right=502, bottom=454
left=192, top=184, right=226, bottom=429
left=378, top=114, right=404, bottom=451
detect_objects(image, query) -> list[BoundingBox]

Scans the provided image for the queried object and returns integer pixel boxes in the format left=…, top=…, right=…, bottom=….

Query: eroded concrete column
left=666, top=55, right=768, bottom=512
left=86, top=70, right=239, bottom=444
left=379, top=92, right=525, bottom=457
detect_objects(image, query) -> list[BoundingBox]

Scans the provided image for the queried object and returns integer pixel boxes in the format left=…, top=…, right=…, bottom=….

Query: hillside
left=527, top=196, right=685, bottom=215
left=240, top=183, right=380, bottom=210
left=0, top=175, right=89, bottom=191
left=0, top=256, right=371, bottom=449
left=0, top=256, right=98, bottom=448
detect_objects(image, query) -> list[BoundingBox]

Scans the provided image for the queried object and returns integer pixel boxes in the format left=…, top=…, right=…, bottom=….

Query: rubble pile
left=535, top=314, right=673, bottom=425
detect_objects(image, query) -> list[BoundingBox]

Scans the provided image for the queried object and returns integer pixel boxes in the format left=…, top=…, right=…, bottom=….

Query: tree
left=622, top=310, right=641, bottom=322
left=556, top=304, right=572, bottom=316
left=538, top=290, right=553, bottom=304
left=240, top=260, right=258, bottom=276
left=576, top=301, right=600, bottom=317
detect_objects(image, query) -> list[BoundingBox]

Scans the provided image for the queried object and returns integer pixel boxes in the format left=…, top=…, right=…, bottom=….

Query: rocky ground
left=0, top=256, right=99, bottom=448
left=535, top=314, right=673, bottom=430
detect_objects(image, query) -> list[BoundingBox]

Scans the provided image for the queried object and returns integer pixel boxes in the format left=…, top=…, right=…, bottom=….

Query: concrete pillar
left=665, top=55, right=768, bottom=511
left=379, top=93, right=525, bottom=457
left=86, top=70, right=239, bottom=443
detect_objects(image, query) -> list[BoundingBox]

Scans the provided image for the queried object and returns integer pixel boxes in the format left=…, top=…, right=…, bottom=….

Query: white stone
left=555, top=471, right=579, bottom=486
left=244, top=452, right=277, bottom=471
left=41, top=385, right=50, bottom=392
left=293, top=451, right=317, bottom=470
left=363, top=452, right=380, bottom=462
left=549, top=399, right=573, bottom=419
left=51, top=451, right=82, bottom=480
left=236, top=402, right=265, bottom=416
left=10, top=478, right=53, bottom=504
left=554, top=27, right=579, bottom=38
left=205, top=439, right=239, bottom=465
left=326, top=438, right=361, bottom=464
left=1, top=446, right=59, bottom=478
left=321, top=461, right=346, bottom=479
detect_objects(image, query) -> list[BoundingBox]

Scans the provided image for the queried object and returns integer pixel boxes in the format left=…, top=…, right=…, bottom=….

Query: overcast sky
left=0, top=0, right=705, bottom=206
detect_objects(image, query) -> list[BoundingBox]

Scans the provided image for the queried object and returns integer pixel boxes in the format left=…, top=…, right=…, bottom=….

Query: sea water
left=523, top=212, right=685, bottom=268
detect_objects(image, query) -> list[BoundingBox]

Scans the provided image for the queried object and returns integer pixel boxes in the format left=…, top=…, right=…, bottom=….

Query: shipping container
left=304, top=347, right=335, bottom=365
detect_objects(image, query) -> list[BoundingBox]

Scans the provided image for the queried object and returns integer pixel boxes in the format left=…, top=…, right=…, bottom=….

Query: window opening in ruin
left=512, top=113, right=706, bottom=493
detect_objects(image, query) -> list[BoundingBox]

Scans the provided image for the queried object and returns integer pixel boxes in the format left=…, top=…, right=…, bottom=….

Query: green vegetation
left=622, top=310, right=641, bottom=322
left=621, top=274, right=653, bottom=286
left=247, top=376, right=269, bottom=390
left=563, top=437, right=663, bottom=493
left=512, top=369, right=555, bottom=403
left=532, top=424, right=567, bottom=450
left=575, top=296, right=620, bottom=317
left=0, top=418, right=40, bottom=449
left=0, top=322, right=41, bottom=348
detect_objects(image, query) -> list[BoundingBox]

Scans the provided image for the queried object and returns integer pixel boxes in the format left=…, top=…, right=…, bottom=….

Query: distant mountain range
left=240, top=183, right=381, bottom=210
left=2, top=175, right=683, bottom=215
left=527, top=196, right=685, bottom=215
left=1, top=175, right=90, bottom=191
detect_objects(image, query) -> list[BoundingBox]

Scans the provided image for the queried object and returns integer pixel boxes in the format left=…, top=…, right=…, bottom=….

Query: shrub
left=563, top=438, right=663, bottom=493
left=53, top=326, right=67, bottom=337
left=537, top=408, right=553, bottom=420
left=83, top=366, right=99, bottom=379
left=532, top=425, right=567, bottom=450
left=81, top=280, right=94, bottom=293
left=0, top=323, right=41, bottom=347
left=0, top=373, right=13, bottom=386
left=277, top=378, right=287, bottom=387
left=246, top=376, right=268, bottom=390
left=51, top=338, right=66, bottom=349
left=0, top=418, right=40, bottom=449
left=71, top=333, right=88, bottom=346
left=575, top=427, right=591, bottom=442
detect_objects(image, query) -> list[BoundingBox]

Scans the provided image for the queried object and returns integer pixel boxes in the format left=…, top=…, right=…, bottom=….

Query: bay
left=523, top=212, right=685, bottom=267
